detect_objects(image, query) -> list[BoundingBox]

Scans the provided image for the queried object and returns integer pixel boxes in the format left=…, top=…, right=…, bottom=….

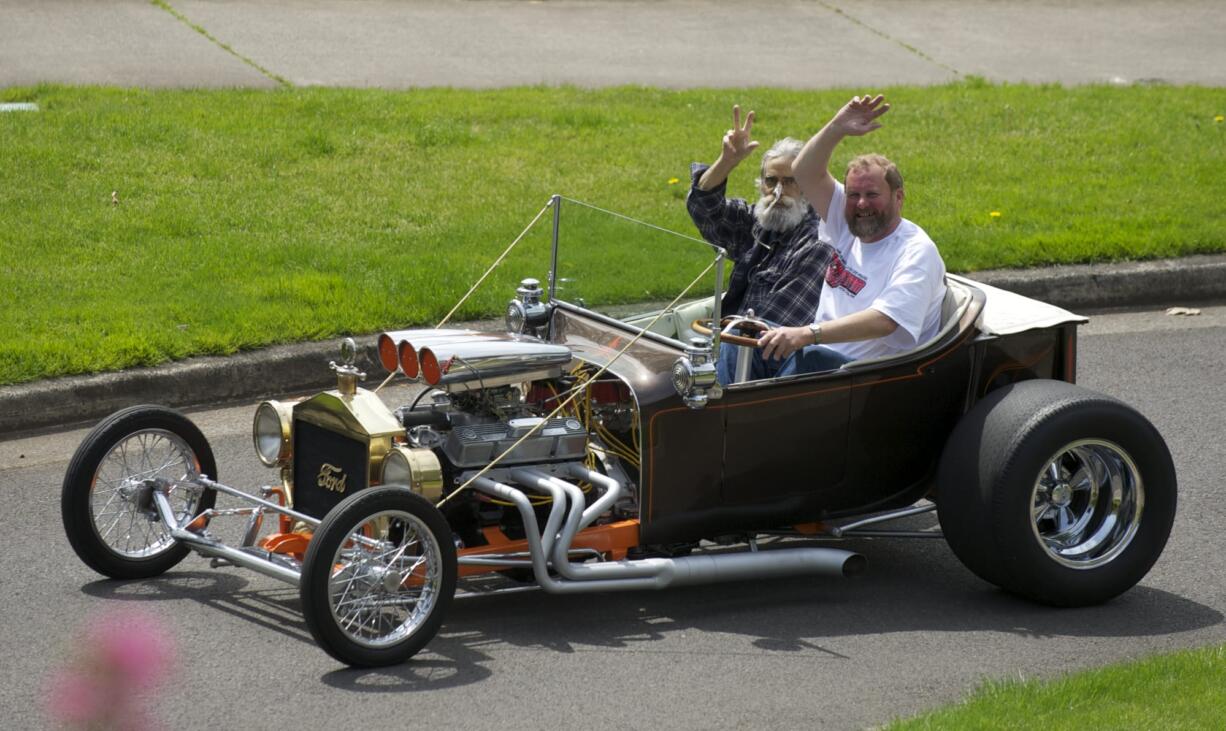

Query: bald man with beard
left=758, top=94, right=947, bottom=375
left=686, top=105, right=834, bottom=384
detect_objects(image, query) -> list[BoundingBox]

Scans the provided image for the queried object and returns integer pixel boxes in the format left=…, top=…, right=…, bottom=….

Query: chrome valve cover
left=442, top=416, right=588, bottom=468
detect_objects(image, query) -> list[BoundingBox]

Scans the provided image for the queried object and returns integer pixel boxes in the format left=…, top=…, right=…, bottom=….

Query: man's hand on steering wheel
left=758, top=325, right=814, bottom=361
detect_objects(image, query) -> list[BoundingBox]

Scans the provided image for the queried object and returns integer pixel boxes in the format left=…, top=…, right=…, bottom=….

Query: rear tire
left=938, top=380, right=1176, bottom=606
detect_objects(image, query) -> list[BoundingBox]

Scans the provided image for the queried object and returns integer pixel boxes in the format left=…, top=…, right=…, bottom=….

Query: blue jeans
left=775, top=344, right=853, bottom=377
left=716, top=330, right=852, bottom=384
left=717, top=340, right=788, bottom=384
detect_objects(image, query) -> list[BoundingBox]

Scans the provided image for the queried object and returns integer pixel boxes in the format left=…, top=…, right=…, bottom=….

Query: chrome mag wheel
left=939, top=380, right=1176, bottom=606
left=1030, top=439, right=1143, bottom=570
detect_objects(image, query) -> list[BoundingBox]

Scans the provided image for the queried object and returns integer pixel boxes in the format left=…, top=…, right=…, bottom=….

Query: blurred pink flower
left=43, top=608, right=176, bottom=730
left=89, top=609, right=174, bottom=687
left=45, top=669, right=107, bottom=725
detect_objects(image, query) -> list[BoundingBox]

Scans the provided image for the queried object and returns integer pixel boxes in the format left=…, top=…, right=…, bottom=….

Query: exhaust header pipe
left=471, top=469, right=863, bottom=594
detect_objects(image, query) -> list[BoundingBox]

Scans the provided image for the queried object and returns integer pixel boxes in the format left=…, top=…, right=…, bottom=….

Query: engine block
left=442, top=417, right=588, bottom=467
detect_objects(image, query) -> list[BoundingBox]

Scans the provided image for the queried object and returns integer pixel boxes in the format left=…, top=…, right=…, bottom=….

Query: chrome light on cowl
left=253, top=400, right=294, bottom=466
left=506, top=277, right=549, bottom=336
left=672, top=337, right=720, bottom=409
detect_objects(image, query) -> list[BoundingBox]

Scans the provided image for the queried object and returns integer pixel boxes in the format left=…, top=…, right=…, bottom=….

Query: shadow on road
left=74, top=538, right=1221, bottom=693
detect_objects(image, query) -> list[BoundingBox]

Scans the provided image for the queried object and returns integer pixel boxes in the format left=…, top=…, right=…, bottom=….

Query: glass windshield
left=548, top=197, right=724, bottom=327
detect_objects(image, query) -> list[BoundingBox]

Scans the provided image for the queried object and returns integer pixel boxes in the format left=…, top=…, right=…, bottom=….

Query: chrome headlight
left=671, top=337, right=720, bottom=409
left=671, top=359, right=693, bottom=395
left=253, top=400, right=294, bottom=466
left=505, top=299, right=527, bottom=334
left=506, top=277, right=549, bottom=335
left=380, top=445, right=444, bottom=501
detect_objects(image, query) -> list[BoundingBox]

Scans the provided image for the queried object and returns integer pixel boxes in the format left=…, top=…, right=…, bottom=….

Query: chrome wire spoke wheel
left=302, top=487, right=456, bottom=666
left=90, top=429, right=203, bottom=559
left=63, top=405, right=217, bottom=579
left=326, top=510, right=444, bottom=649
left=1030, top=439, right=1143, bottom=569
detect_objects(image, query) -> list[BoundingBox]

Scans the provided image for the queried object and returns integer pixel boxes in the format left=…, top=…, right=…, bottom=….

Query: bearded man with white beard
left=686, top=105, right=834, bottom=384
left=758, top=94, right=947, bottom=375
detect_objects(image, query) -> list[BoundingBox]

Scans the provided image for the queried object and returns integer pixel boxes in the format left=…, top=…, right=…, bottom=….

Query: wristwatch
left=808, top=323, right=822, bottom=345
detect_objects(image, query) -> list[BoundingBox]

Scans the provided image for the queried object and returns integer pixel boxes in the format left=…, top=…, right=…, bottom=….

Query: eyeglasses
left=762, top=176, right=798, bottom=188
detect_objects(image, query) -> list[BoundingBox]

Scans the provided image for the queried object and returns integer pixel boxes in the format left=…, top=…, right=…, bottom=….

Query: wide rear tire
left=938, top=380, right=1176, bottom=606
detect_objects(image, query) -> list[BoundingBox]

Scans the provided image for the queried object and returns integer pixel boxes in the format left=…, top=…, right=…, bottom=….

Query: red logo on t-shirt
left=826, top=253, right=866, bottom=296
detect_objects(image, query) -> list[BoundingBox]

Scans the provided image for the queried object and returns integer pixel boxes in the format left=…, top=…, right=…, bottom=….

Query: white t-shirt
left=814, top=183, right=947, bottom=361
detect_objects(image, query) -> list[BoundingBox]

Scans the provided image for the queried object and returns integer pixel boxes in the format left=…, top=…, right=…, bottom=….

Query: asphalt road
left=2, top=304, right=1224, bottom=730
left=3, top=0, right=1226, bottom=89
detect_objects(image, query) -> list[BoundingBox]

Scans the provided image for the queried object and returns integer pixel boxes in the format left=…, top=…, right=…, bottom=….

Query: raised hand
left=720, top=104, right=760, bottom=165
left=831, top=94, right=890, bottom=137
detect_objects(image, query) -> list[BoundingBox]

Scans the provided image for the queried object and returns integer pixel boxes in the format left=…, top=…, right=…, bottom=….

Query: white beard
left=754, top=193, right=808, bottom=233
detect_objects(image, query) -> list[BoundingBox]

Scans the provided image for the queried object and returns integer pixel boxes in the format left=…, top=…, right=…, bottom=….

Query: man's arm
left=792, top=94, right=891, bottom=220
left=686, top=104, right=761, bottom=257
left=757, top=309, right=898, bottom=362
left=696, top=105, right=759, bottom=190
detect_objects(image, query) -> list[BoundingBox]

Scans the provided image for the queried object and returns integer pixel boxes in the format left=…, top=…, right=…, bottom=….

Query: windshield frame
left=542, top=195, right=728, bottom=349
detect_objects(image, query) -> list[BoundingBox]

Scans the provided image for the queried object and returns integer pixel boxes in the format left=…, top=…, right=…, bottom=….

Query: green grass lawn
left=1, top=81, right=1224, bottom=385
left=888, top=643, right=1226, bottom=730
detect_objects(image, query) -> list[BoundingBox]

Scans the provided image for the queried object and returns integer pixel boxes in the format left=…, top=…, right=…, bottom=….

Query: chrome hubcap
left=1030, top=439, right=1144, bottom=569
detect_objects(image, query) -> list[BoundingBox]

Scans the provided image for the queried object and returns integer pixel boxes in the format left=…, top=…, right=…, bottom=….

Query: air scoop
left=377, top=329, right=573, bottom=391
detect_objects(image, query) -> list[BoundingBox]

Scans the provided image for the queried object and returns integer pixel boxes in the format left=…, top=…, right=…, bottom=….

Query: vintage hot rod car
left=62, top=197, right=1176, bottom=667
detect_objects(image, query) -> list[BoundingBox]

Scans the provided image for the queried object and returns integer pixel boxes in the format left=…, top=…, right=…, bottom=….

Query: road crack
left=817, top=1, right=961, bottom=78
left=151, top=0, right=293, bottom=88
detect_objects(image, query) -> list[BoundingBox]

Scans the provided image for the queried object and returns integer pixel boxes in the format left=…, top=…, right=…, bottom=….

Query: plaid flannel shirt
left=685, top=162, right=832, bottom=326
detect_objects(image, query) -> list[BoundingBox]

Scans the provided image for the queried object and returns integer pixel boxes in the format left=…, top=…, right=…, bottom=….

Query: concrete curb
left=3, top=255, right=1225, bottom=438
left=968, top=253, right=1226, bottom=312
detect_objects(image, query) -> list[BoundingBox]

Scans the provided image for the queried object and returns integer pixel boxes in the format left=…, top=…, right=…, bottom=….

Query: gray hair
left=760, top=137, right=804, bottom=175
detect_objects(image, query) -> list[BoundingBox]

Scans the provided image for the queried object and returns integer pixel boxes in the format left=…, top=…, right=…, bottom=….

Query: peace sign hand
left=720, top=104, right=760, bottom=165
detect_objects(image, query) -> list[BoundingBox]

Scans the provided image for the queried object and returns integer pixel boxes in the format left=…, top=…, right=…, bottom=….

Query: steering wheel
left=690, top=316, right=771, bottom=347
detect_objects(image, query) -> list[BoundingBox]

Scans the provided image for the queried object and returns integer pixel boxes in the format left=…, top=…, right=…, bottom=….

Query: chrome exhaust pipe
left=472, top=471, right=863, bottom=594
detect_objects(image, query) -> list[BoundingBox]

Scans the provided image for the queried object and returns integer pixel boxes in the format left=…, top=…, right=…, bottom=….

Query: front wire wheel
left=1031, top=439, right=1143, bottom=569
left=61, top=405, right=217, bottom=579
left=301, top=486, right=457, bottom=667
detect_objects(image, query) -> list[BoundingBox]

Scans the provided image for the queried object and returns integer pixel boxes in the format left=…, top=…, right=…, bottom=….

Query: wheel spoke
left=323, top=507, right=445, bottom=650
left=1054, top=505, right=1074, bottom=534
left=88, top=429, right=198, bottom=559
left=1068, top=466, right=1093, bottom=493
